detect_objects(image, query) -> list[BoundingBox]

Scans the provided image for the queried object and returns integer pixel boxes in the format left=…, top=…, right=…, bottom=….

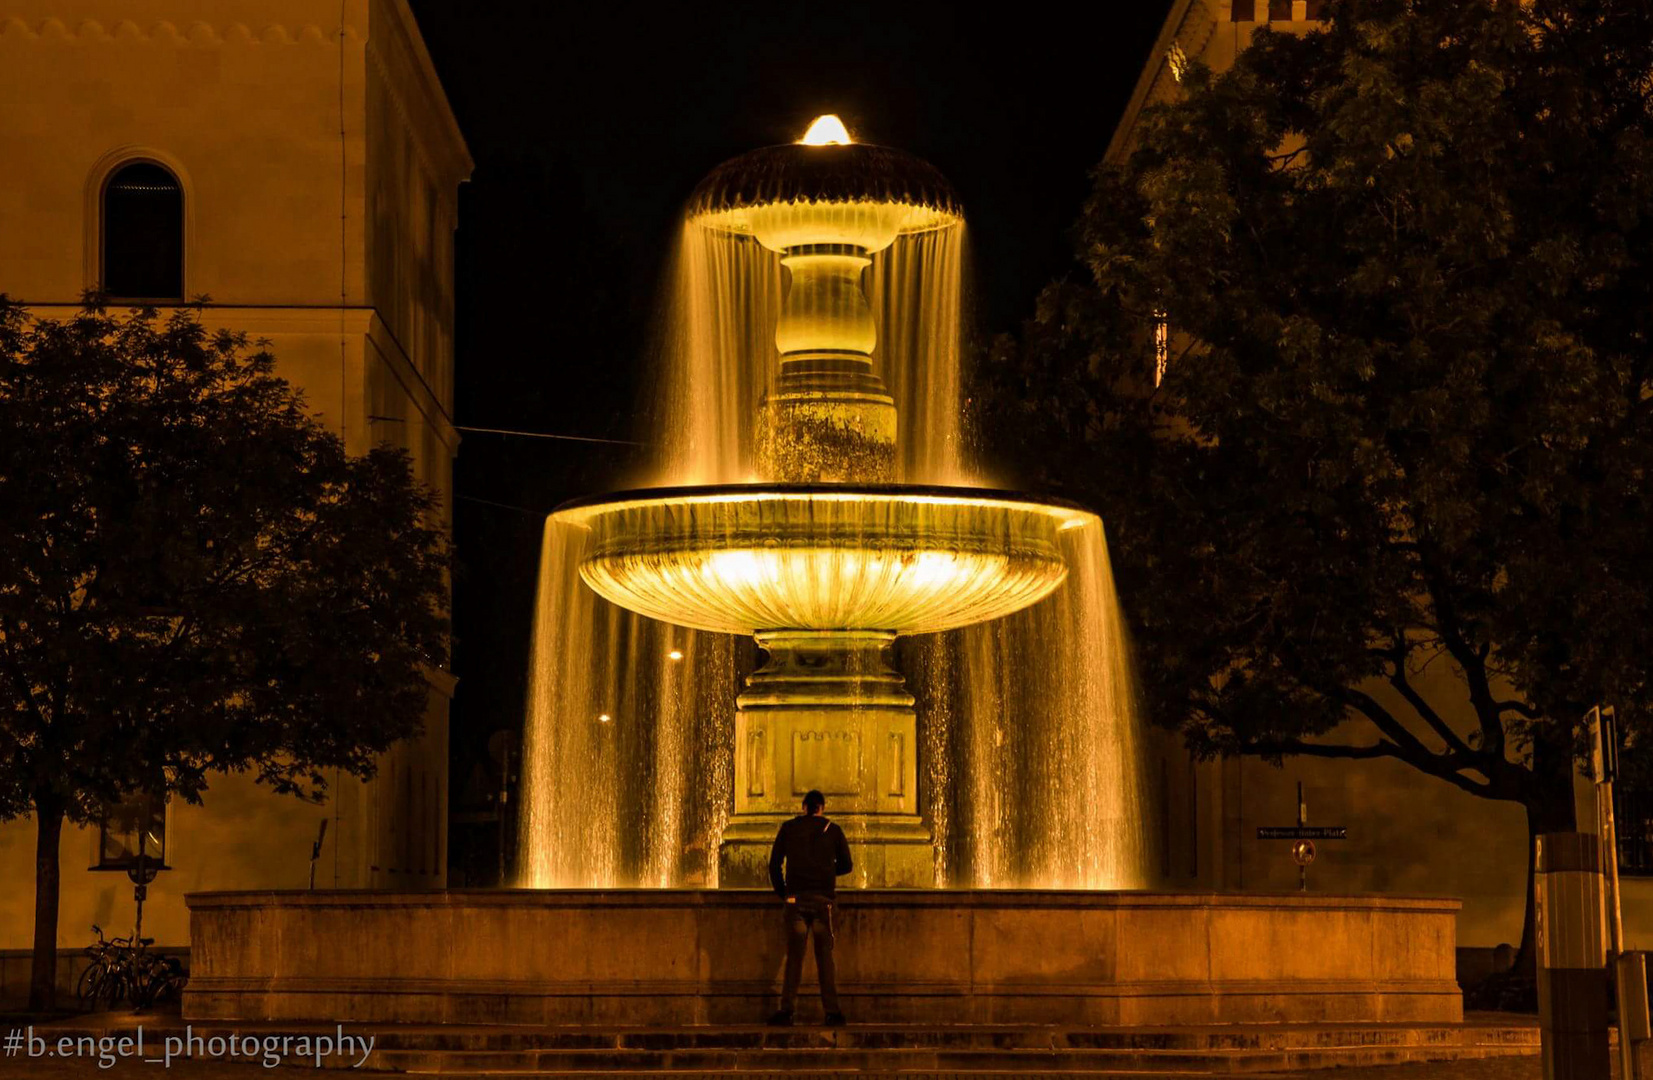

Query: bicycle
left=78, top=924, right=186, bottom=1010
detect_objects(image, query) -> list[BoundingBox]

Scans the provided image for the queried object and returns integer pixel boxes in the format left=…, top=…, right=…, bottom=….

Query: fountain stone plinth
left=720, top=631, right=931, bottom=887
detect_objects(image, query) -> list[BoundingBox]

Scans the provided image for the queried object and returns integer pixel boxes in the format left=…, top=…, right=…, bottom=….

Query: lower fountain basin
left=183, top=889, right=1465, bottom=1026
left=551, top=484, right=1093, bottom=636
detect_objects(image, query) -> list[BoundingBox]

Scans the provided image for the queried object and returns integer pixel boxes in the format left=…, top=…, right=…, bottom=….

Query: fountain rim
left=548, top=482, right=1101, bottom=531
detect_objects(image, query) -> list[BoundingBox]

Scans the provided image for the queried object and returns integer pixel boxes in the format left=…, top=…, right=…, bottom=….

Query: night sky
left=404, top=0, right=1174, bottom=870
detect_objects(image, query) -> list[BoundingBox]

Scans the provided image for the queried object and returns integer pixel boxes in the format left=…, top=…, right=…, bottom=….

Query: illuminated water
left=518, top=214, right=1149, bottom=889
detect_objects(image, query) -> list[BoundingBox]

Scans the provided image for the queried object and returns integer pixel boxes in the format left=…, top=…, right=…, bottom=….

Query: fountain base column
left=719, top=631, right=933, bottom=888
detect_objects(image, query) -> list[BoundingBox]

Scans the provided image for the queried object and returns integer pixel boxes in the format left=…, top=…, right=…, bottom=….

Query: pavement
left=1, top=1009, right=1555, bottom=1077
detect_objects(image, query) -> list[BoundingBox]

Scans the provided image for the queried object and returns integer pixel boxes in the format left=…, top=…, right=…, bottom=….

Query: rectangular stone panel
left=746, top=729, right=765, bottom=797
left=885, top=732, right=905, bottom=797
left=792, top=729, right=861, bottom=796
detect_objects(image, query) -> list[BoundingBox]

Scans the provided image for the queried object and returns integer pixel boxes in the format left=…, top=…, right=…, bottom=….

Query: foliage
left=977, top=0, right=1653, bottom=839
left=0, top=297, right=449, bottom=823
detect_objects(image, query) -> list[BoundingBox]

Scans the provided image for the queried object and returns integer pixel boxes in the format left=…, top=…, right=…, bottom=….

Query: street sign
left=1257, top=826, right=1348, bottom=840
left=1260, top=781, right=1348, bottom=891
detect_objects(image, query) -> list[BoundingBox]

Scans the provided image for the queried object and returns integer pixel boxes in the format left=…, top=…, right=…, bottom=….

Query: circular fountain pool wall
left=184, top=889, right=1464, bottom=1025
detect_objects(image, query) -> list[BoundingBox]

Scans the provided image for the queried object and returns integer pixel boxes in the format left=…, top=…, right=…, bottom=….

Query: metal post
left=1297, top=782, right=1307, bottom=892
left=1594, top=707, right=1625, bottom=948
left=498, top=742, right=512, bottom=886
left=132, top=832, right=146, bottom=942
left=309, top=819, right=329, bottom=891
left=1536, top=831, right=1610, bottom=1079
left=1593, top=704, right=1640, bottom=1080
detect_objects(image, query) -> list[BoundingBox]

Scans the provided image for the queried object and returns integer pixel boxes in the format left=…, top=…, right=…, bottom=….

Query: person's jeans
left=779, top=892, right=840, bottom=1014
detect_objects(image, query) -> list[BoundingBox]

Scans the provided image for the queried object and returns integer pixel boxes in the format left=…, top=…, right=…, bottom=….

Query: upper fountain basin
left=552, top=484, right=1092, bottom=637
left=687, top=143, right=962, bottom=253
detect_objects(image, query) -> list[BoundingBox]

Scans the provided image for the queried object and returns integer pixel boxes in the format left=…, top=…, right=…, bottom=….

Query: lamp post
left=123, top=802, right=163, bottom=943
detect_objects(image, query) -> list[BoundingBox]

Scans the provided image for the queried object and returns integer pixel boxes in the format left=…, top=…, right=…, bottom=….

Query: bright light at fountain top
left=799, top=114, right=852, bottom=146
left=686, top=117, right=961, bottom=253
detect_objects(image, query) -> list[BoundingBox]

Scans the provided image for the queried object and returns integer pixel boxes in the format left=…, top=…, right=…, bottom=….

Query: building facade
left=0, top=0, right=469, bottom=989
left=1118, top=0, right=1643, bottom=956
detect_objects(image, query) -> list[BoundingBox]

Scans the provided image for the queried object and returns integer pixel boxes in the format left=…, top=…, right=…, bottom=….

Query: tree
left=976, top=0, right=1653, bottom=971
left=0, top=300, right=449, bottom=1010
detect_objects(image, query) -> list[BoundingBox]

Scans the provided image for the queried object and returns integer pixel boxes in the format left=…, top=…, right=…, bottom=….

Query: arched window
left=102, top=162, right=183, bottom=300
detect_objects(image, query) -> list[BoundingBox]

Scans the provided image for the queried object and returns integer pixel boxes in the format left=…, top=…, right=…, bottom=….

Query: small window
left=1231, top=0, right=1255, bottom=20
left=102, top=162, right=183, bottom=300
left=1269, top=0, right=1294, bottom=20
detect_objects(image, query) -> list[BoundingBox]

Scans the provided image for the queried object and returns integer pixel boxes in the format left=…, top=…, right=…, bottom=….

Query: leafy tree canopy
left=0, top=299, right=449, bottom=817
left=977, top=0, right=1653, bottom=912
left=0, top=298, right=449, bottom=1006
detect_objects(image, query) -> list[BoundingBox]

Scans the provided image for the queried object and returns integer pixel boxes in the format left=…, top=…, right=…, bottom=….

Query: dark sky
left=404, top=0, right=1174, bottom=851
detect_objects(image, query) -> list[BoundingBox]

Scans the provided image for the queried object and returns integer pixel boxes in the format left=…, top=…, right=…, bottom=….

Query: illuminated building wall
left=0, top=0, right=470, bottom=962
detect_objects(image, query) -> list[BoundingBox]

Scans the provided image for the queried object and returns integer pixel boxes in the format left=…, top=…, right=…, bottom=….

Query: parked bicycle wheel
left=152, top=956, right=188, bottom=1004
left=97, top=964, right=128, bottom=1010
left=75, top=963, right=105, bottom=1007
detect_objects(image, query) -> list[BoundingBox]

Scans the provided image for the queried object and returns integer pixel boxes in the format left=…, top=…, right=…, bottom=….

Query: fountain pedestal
left=718, top=631, right=933, bottom=887
left=756, top=247, right=898, bottom=484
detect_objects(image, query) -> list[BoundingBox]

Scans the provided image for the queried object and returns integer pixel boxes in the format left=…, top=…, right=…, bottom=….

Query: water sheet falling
left=518, top=519, right=734, bottom=887
left=908, top=521, right=1150, bottom=888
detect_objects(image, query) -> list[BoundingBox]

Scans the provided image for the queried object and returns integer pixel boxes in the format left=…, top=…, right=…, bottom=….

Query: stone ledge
left=184, top=888, right=1463, bottom=1026
left=185, top=887, right=1462, bottom=913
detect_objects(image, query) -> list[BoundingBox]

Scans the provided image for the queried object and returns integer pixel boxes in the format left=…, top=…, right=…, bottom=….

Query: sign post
left=126, top=831, right=160, bottom=943
left=1256, top=781, right=1347, bottom=891
left=308, top=818, right=329, bottom=891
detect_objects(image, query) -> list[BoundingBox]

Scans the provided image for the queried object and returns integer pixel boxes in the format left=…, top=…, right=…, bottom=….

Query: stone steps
left=356, top=1023, right=1537, bottom=1052
left=364, top=1043, right=1539, bottom=1075
left=34, top=1015, right=1543, bottom=1075
left=344, top=1022, right=1542, bottom=1074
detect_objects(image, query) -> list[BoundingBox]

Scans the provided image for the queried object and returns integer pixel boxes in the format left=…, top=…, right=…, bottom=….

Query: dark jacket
left=768, top=814, right=853, bottom=897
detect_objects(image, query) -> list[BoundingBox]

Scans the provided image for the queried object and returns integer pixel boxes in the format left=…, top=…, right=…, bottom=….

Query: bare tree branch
left=1251, top=733, right=1498, bottom=800
left=1387, top=646, right=1474, bottom=757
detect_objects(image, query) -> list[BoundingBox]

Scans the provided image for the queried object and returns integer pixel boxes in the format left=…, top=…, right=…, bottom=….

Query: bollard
left=1535, top=832, right=1609, bottom=1080
left=1621, top=951, right=1650, bottom=1079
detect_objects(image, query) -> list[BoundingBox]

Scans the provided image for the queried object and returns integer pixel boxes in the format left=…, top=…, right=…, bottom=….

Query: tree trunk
left=28, top=795, right=64, bottom=1013
left=1514, top=733, right=1581, bottom=978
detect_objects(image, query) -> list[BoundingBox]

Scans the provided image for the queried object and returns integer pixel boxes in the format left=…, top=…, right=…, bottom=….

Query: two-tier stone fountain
left=550, top=116, right=1093, bottom=885
left=179, top=120, right=1469, bottom=1032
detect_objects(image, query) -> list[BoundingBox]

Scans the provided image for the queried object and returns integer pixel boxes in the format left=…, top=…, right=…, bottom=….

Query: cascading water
left=518, top=118, right=1149, bottom=889
left=518, top=522, right=735, bottom=887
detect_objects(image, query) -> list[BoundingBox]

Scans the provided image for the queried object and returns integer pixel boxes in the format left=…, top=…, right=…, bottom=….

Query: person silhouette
left=766, top=789, right=852, bottom=1026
